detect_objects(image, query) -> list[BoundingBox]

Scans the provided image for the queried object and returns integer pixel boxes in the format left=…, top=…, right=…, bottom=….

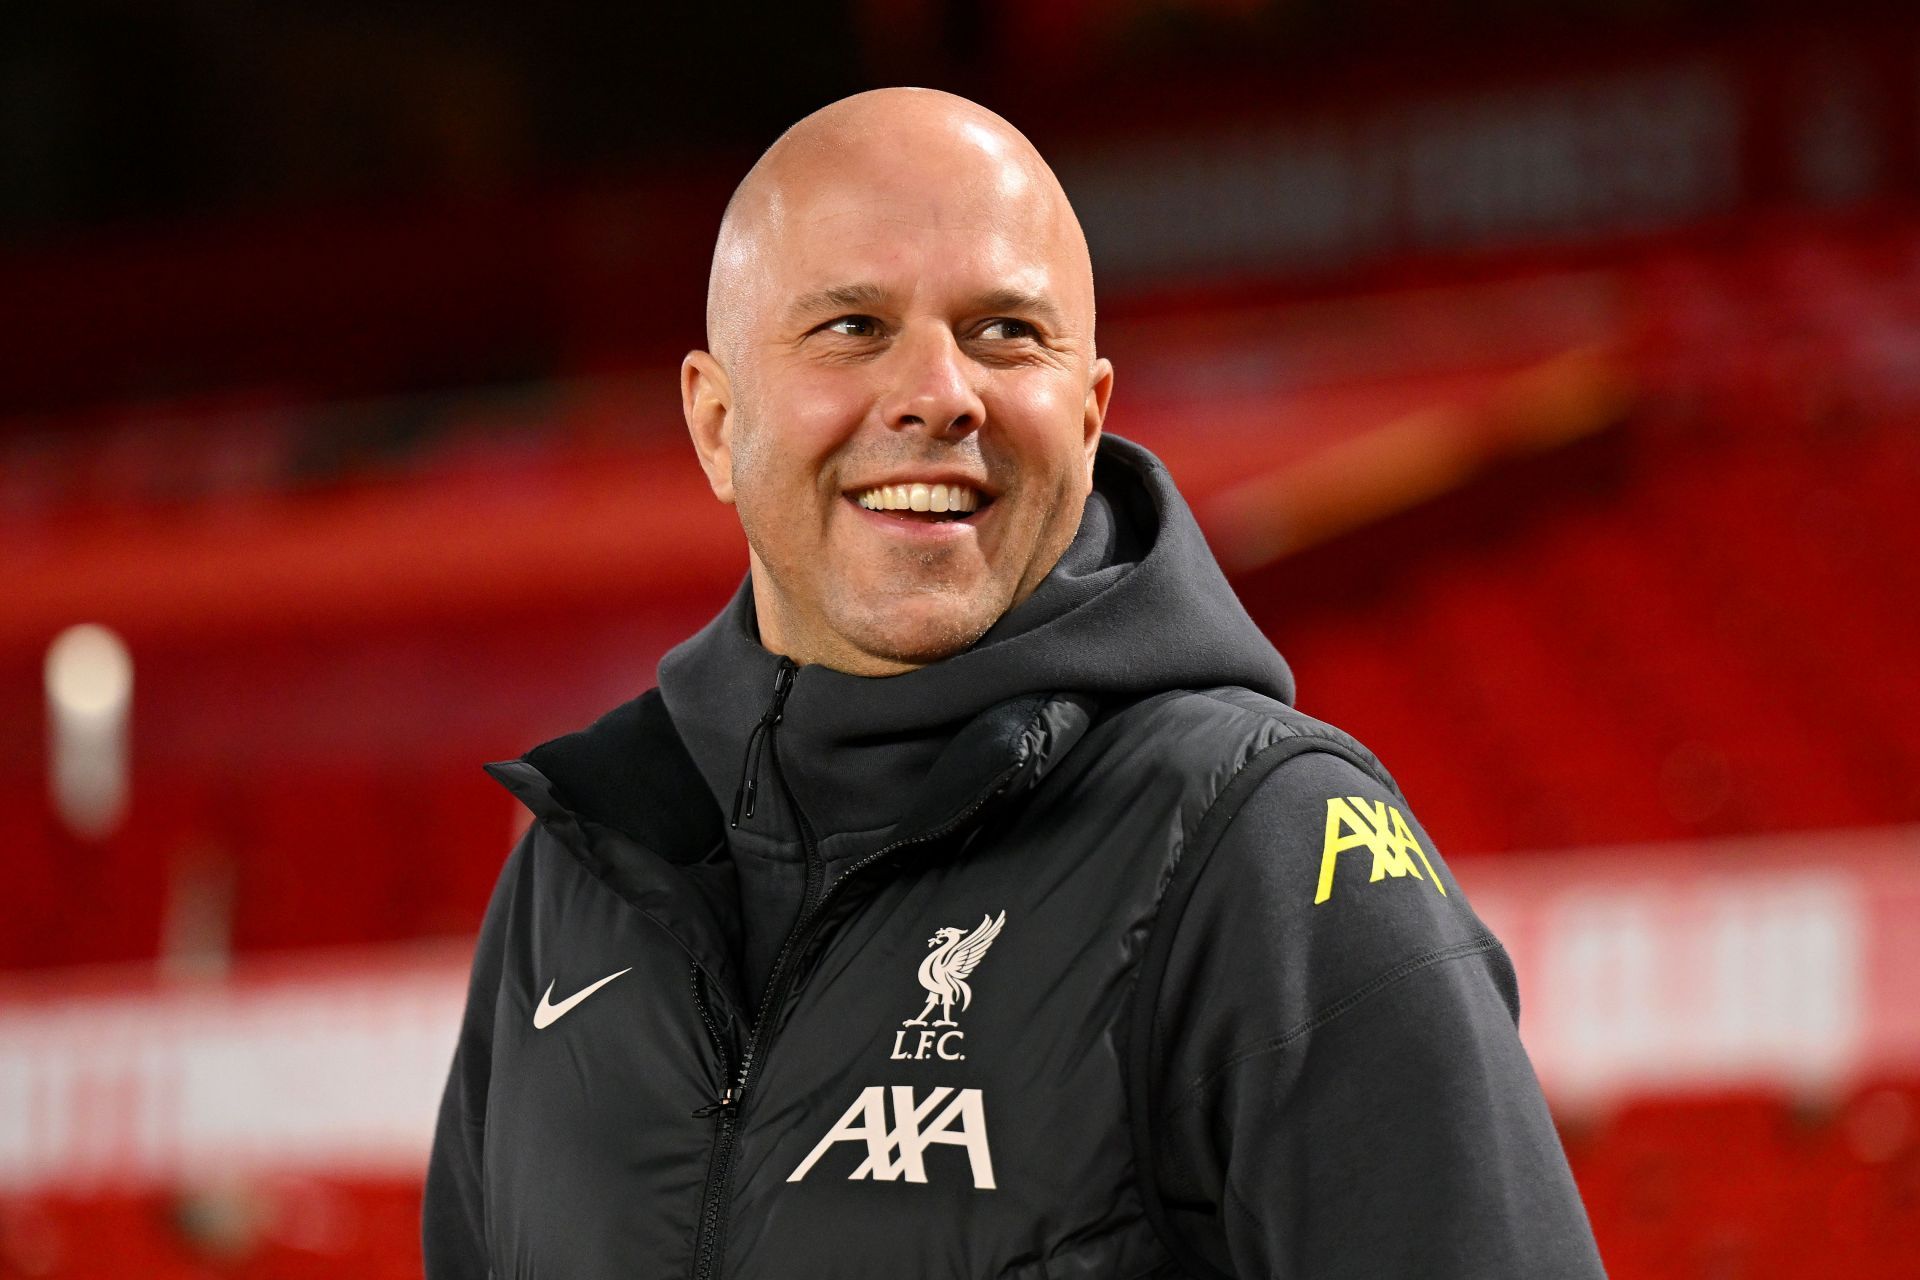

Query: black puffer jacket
left=424, top=437, right=1604, bottom=1279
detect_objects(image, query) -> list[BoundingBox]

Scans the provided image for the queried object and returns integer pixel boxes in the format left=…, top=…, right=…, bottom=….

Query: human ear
left=682, top=350, right=736, bottom=504
left=1082, top=356, right=1114, bottom=476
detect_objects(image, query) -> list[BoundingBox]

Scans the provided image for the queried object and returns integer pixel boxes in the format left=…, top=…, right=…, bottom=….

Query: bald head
left=680, top=87, right=1114, bottom=675
left=705, top=88, right=1095, bottom=370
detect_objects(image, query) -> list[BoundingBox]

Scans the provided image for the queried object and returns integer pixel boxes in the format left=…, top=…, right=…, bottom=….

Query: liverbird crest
left=903, top=911, right=1006, bottom=1029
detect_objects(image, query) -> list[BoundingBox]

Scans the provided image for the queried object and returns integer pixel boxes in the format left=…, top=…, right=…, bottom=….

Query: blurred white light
left=45, top=623, right=133, bottom=839
left=46, top=625, right=133, bottom=717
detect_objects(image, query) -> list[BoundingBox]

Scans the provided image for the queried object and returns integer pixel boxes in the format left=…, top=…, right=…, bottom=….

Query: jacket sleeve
left=1145, top=746, right=1605, bottom=1279
left=422, top=829, right=531, bottom=1280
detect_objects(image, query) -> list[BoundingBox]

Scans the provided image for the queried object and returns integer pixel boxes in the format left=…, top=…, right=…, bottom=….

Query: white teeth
left=855, top=483, right=982, bottom=514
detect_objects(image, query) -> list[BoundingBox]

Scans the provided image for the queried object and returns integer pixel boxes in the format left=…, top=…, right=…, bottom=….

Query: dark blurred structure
left=3, top=3, right=1919, bottom=1277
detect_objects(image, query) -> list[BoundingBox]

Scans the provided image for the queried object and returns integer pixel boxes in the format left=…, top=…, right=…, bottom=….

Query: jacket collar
left=497, top=688, right=722, bottom=863
left=653, top=435, right=1292, bottom=855
left=486, top=686, right=1093, bottom=993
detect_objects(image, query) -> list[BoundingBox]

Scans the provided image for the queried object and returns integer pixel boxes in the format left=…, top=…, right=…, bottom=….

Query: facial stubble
left=738, top=473, right=1067, bottom=671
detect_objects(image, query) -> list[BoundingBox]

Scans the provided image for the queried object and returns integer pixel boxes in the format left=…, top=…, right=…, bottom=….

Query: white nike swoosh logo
left=532, top=967, right=633, bottom=1030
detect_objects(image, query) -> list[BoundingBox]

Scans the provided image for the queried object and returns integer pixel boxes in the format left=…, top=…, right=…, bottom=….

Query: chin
left=833, top=594, right=1002, bottom=669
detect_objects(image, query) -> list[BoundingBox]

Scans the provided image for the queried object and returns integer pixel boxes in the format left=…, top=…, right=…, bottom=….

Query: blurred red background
left=3, top=3, right=1918, bottom=1276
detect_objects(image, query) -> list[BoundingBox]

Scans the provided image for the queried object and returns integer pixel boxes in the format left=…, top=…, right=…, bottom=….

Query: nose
left=878, top=324, right=986, bottom=438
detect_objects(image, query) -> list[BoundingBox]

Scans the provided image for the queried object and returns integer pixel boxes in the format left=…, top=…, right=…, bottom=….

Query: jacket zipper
left=694, top=658, right=799, bottom=1280
left=688, top=719, right=1028, bottom=1280
left=689, top=964, right=735, bottom=1116
left=688, top=965, right=738, bottom=1280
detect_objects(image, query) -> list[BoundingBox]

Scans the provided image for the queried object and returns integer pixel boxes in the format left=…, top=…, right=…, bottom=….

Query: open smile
left=846, top=480, right=996, bottom=533
left=854, top=482, right=985, bottom=519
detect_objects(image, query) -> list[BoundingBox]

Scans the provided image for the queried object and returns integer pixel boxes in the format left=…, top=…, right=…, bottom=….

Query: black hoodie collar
left=654, top=434, right=1293, bottom=848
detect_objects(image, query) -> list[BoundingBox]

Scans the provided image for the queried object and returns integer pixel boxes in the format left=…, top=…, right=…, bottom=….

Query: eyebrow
left=786, top=282, right=1070, bottom=332
left=788, top=283, right=890, bottom=320
left=972, top=287, right=1069, bottom=332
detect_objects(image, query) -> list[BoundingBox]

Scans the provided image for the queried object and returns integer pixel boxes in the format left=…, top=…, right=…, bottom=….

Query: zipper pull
left=729, top=659, right=799, bottom=828
left=691, top=1086, right=737, bottom=1119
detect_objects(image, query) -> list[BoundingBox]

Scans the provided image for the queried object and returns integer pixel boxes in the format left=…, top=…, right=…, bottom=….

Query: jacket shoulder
left=1106, top=685, right=1403, bottom=803
left=1130, top=686, right=1503, bottom=1040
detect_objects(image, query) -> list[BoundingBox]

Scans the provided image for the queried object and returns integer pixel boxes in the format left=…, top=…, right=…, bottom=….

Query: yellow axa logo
left=1314, top=796, right=1446, bottom=906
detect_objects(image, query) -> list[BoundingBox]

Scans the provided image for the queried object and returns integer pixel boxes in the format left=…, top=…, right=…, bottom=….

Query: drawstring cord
left=730, top=658, right=797, bottom=827
left=731, top=718, right=770, bottom=825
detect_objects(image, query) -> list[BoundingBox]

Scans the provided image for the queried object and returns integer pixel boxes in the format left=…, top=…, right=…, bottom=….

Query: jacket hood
left=655, top=434, right=1293, bottom=845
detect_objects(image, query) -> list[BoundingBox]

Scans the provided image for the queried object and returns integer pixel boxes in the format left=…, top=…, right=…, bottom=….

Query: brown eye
left=825, top=315, right=881, bottom=337
left=979, top=319, right=1036, bottom=340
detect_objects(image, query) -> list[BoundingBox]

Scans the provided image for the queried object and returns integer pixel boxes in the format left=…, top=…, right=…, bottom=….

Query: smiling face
left=682, top=90, right=1114, bottom=676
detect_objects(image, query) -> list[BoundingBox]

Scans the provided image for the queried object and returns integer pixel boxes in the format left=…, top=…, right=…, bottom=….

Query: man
left=424, top=88, right=1604, bottom=1278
